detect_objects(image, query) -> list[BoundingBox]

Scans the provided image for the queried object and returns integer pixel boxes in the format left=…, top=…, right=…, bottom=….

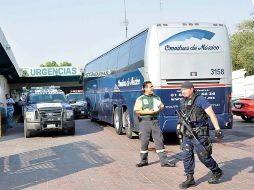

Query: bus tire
left=89, top=110, right=96, bottom=122
left=114, top=107, right=123, bottom=135
left=123, top=110, right=134, bottom=139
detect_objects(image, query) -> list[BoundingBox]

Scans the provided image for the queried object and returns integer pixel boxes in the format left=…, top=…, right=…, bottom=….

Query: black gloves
left=215, top=129, right=224, bottom=139
left=176, top=128, right=182, bottom=138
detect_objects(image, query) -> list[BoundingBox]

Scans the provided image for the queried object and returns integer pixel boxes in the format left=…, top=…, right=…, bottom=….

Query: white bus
left=83, top=23, right=233, bottom=138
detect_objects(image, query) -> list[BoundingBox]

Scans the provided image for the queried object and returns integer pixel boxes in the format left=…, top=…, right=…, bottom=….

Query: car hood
left=26, top=102, right=72, bottom=110
left=37, top=103, right=63, bottom=109
left=70, top=101, right=86, bottom=107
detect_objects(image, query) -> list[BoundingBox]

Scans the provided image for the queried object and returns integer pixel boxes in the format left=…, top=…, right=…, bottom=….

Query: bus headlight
left=66, top=110, right=74, bottom=119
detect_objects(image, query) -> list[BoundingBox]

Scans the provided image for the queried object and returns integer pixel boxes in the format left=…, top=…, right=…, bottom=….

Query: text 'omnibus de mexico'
left=82, top=22, right=233, bottom=139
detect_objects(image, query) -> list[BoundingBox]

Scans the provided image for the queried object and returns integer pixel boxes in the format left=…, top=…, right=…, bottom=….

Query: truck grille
left=39, top=107, right=62, bottom=118
left=38, top=107, right=63, bottom=127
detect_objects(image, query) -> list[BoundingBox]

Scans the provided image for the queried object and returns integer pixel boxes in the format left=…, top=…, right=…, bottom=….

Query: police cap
left=181, top=81, right=194, bottom=89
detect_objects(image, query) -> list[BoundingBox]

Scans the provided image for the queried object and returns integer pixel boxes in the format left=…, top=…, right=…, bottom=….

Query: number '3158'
left=211, top=69, right=224, bottom=75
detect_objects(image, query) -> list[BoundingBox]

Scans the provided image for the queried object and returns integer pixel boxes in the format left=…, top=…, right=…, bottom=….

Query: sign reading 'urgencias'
left=21, top=67, right=81, bottom=77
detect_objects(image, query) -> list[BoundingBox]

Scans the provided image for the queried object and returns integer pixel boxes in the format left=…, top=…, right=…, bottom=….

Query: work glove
left=215, top=129, right=224, bottom=139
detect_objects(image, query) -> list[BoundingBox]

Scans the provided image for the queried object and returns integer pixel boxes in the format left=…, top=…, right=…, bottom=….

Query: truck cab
left=23, top=86, right=75, bottom=138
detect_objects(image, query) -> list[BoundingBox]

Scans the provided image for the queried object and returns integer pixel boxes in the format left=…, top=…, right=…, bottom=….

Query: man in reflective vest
left=177, top=81, right=224, bottom=189
left=134, top=81, right=176, bottom=167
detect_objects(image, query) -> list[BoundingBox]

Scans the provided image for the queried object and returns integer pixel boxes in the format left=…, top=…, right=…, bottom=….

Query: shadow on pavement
left=195, top=157, right=254, bottom=185
left=0, top=141, right=114, bottom=190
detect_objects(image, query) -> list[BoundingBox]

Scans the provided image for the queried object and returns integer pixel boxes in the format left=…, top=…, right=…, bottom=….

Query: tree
left=40, top=61, right=72, bottom=67
left=59, top=61, right=72, bottom=67
left=40, top=61, right=58, bottom=67
left=231, top=18, right=254, bottom=76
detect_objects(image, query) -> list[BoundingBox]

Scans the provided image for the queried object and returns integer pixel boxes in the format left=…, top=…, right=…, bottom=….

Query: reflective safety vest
left=139, top=94, right=161, bottom=117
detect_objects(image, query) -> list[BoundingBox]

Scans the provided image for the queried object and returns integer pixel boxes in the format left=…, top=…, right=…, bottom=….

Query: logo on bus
left=159, top=29, right=220, bottom=52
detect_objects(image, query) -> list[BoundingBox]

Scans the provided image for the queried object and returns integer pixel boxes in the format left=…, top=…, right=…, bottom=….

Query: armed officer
left=177, top=81, right=224, bottom=189
left=134, top=81, right=176, bottom=168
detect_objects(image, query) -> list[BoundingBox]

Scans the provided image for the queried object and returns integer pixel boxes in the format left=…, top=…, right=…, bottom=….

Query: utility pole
left=123, top=0, right=129, bottom=39
left=159, top=0, right=163, bottom=21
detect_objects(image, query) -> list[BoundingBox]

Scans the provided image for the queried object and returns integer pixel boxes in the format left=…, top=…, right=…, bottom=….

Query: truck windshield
left=28, top=93, right=67, bottom=104
left=67, top=93, right=83, bottom=101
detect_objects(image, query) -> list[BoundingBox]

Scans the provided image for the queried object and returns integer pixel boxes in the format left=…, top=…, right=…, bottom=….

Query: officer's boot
left=158, top=152, right=176, bottom=167
left=179, top=174, right=196, bottom=189
left=208, top=168, right=223, bottom=184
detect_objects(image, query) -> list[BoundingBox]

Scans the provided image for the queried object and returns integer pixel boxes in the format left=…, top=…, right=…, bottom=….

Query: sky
left=0, top=0, right=253, bottom=68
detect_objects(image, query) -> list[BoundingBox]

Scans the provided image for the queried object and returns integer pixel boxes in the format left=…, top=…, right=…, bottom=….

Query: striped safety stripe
left=156, top=149, right=165, bottom=153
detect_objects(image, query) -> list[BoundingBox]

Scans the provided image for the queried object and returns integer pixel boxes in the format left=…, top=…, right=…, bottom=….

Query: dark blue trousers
left=182, top=135, right=219, bottom=175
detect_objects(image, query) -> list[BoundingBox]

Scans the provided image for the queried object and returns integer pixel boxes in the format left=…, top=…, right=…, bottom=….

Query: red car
left=232, top=95, right=254, bottom=121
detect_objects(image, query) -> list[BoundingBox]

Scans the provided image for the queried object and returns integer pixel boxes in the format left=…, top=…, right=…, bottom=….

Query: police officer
left=134, top=81, right=176, bottom=167
left=5, top=94, right=15, bottom=128
left=177, top=81, right=224, bottom=189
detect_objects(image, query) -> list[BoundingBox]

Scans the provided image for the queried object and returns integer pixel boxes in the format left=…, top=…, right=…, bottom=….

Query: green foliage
left=40, top=61, right=72, bottom=67
left=231, top=18, right=254, bottom=76
left=238, top=19, right=254, bottom=32
left=59, top=61, right=72, bottom=67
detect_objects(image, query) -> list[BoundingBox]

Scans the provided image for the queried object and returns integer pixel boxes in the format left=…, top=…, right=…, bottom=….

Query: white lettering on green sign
left=21, top=67, right=81, bottom=77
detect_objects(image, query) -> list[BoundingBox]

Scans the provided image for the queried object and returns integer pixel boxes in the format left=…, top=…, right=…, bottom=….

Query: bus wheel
left=123, top=110, right=134, bottom=139
left=89, top=110, right=96, bottom=122
left=114, top=107, right=123, bottom=135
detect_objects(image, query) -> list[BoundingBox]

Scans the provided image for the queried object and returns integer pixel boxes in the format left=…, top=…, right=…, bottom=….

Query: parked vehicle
left=232, top=95, right=254, bottom=121
left=22, top=86, right=75, bottom=138
left=66, top=91, right=88, bottom=118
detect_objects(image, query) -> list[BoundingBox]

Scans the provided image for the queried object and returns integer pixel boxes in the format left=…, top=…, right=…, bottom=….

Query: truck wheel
left=241, top=116, right=253, bottom=122
left=114, top=107, right=123, bottom=135
left=68, top=127, right=75, bottom=135
left=123, top=110, right=134, bottom=139
left=24, top=120, right=31, bottom=138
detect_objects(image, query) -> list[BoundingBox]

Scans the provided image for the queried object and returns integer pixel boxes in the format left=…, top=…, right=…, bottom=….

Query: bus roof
left=84, top=22, right=226, bottom=69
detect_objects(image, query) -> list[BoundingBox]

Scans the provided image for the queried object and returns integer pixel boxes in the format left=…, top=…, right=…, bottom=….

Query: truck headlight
left=66, top=110, right=74, bottom=119
left=26, top=111, right=34, bottom=120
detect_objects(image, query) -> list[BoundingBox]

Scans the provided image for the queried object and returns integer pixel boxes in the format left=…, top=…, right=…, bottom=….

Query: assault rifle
left=176, top=110, right=210, bottom=156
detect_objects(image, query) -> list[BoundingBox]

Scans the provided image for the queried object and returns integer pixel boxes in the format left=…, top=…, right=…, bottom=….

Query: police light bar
left=30, top=86, right=61, bottom=90
left=70, top=90, right=83, bottom=93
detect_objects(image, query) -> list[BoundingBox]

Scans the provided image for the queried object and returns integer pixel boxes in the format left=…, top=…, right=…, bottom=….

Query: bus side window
left=129, top=31, right=147, bottom=69
left=117, top=41, right=131, bottom=70
left=107, top=48, right=119, bottom=71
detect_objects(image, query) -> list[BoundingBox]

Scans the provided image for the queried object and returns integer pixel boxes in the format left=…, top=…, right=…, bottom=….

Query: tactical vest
left=180, top=93, right=208, bottom=126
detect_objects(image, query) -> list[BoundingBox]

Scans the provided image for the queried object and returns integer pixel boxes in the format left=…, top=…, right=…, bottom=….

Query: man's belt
left=139, top=116, right=158, bottom=121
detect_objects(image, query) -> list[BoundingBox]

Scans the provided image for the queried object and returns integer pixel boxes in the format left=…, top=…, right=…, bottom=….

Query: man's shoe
left=208, top=170, right=223, bottom=184
left=136, top=162, right=148, bottom=167
left=179, top=174, right=196, bottom=189
left=161, top=161, right=176, bottom=167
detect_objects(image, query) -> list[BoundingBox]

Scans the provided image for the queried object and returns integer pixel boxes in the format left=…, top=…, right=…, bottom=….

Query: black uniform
left=179, top=93, right=223, bottom=187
